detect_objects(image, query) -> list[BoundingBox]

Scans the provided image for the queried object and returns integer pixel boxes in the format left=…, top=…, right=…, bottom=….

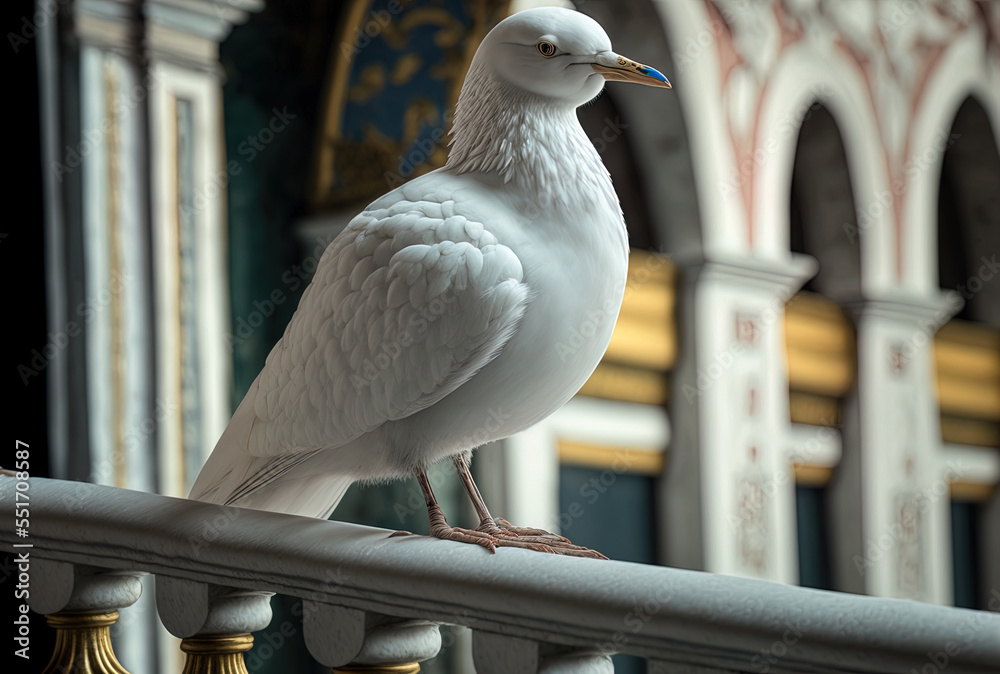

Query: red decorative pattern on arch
left=706, top=0, right=987, bottom=275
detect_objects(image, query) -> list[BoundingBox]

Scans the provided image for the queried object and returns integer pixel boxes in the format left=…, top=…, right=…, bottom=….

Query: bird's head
left=476, top=6, right=671, bottom=107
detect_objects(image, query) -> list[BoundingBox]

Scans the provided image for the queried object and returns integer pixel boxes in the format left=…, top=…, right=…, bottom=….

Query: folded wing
left=247, top=197, right=531, bottom=457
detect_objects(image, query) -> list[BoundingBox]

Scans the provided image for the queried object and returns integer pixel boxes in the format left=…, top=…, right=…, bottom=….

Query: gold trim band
left=558, top=440, right=665, bottom=476
left=950, top=480, right=996, bottom=502
left=180, top=633, right=255, bottom=655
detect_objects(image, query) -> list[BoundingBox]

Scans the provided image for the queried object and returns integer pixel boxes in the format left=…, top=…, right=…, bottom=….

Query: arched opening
left=789, top=105, right=862, bottom=299
left=936, top=97, right=1000, bottom=327
left=934, top=96, right=1000, bottom=610
left=785, top=103, right=861, bottom=591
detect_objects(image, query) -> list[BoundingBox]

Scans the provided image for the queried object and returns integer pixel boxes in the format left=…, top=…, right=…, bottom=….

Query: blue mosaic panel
left=319, top=0, right=508, bottom=204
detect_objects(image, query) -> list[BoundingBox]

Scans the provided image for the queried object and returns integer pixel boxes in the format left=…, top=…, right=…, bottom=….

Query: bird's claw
left=496, top=517, right=572, bottom=542
left=407, top=504, right=607, bottom=558
left=429, top=523, right=500, bottom=553
left=476, top=518, right=607, bottom=559
left=491, top=536, right=608, bottom=559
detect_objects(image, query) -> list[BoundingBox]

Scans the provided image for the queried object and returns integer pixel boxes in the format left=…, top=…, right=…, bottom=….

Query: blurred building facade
left=32, top=0, right=999, bottom=671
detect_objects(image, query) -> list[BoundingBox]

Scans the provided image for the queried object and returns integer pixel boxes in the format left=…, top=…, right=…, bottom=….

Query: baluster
left=30, top=559, right=144, bottom=674
left=156, top=577, right=273, bottom=674
left=472, top=631, right=613, bottom=673
left=303, top=601, right=441, bottom=672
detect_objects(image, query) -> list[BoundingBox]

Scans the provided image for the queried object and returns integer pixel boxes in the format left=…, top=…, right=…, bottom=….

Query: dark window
left=950, top=499, right=981, bottom=609
left=795, top=484, right=833, bottom=590
left=559, top=464, right=658, bottom=674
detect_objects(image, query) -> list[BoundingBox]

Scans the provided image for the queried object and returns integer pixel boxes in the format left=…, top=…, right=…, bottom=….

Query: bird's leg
left=452, top=454, right=562, bottom=539
left=453, top=453, right=553, bottom=537
left=452, top=454, right=608, bottom=560
left=413, top=467, right=501, bottom=553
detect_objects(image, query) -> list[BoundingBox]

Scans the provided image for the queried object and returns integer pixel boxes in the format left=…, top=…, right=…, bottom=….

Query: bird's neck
left=446, top=62, right=620, bottom=218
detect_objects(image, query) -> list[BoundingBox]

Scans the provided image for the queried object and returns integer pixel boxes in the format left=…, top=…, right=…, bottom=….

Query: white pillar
left=665, top=255, right=814, bottom=584
left=831, top=293, right=958, bottom=604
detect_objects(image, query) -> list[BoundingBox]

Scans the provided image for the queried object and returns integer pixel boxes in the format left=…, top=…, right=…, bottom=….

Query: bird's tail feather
left=227, top=471, right=354, bottom=520
left=188, top=382, right=353, bottom=520
left=188, top=384, right=259, bottom=504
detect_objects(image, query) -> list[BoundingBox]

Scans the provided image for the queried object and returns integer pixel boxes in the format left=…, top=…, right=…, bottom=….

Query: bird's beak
left=591, top=52, right=671, bottom=89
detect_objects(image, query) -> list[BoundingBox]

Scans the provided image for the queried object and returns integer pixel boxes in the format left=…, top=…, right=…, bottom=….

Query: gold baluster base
left=180, top=633, right=255, bottom=674
left=333, top=665, right=420, bottom=673
left=43, top=610, right=132, bottom=674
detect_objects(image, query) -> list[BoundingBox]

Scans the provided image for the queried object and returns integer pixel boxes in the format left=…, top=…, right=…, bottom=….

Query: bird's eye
left=536, top=41, right=556, bottom=58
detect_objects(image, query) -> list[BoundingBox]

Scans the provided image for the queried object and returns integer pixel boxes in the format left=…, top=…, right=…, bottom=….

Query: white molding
left=939, top=444, right=1000, bottom=488
left=786, top=423, right=842, bottom=469
left=149, top=60, right=232, bottom=499
left=547, top=397, right=670, bottom=450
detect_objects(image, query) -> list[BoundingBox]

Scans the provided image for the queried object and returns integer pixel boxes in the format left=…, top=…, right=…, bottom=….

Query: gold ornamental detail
left=42, top=610, right=132, bottom=674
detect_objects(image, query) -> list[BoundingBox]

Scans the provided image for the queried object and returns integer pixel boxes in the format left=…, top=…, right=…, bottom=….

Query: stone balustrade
left=2, top=476, right=998, bottom=673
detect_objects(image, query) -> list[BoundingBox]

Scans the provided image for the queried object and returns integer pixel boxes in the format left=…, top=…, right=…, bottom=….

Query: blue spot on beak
left=638, top=65, right=670, bottom=86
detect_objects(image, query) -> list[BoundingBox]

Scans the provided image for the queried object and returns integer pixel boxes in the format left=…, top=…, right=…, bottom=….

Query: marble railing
left=2, top=476, right=998, bottom=674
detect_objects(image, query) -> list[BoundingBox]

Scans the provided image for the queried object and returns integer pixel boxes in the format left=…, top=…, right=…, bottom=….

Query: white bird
left=190, top=7, right=670, bottom=558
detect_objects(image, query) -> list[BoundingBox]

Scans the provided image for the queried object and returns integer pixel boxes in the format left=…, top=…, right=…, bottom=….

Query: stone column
left=664, top=255, right=815, bottom=583
left=830, top=293, right=958, bottom=604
